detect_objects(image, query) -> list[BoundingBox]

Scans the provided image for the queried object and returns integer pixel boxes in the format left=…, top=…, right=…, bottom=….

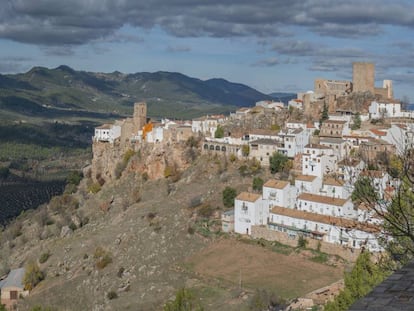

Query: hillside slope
left=0, top=66, right=276, bottom=120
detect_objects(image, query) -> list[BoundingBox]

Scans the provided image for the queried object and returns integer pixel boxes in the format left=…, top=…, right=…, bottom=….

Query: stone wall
left=251, top=225, right=361, bottom=262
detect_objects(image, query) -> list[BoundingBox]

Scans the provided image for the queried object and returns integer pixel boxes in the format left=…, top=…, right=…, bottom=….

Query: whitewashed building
left=94, top=123, right=121, bottom=143
left=262, top=179, right=294, bottom=209
left=302, top=144, right=337, bottom=178
left=296, top=192, right=357, bottom=219
left=234, top=192, right=266, bottom=235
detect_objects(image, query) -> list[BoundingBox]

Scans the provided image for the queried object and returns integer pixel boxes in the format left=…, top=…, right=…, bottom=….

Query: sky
left=0, top=0, right=413, bottom=102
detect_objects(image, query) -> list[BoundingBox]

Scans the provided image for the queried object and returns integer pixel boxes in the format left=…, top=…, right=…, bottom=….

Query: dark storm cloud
left=1, top=0, right=413, bottom=45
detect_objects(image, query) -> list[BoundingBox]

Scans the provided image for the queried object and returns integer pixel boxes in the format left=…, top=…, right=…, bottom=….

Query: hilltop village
left=91, top=62, right=413, bottom=260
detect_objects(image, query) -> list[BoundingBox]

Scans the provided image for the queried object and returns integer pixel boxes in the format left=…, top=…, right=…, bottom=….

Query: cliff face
left=91, top=139, right=197, bottom=184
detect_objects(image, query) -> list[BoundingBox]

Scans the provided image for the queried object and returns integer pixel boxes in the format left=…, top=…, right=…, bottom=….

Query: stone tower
left=353, top=62, right=375, bottom=93
left=383, top=80, right=393, bottom=99
left=133, top=102, right=147, bottom=132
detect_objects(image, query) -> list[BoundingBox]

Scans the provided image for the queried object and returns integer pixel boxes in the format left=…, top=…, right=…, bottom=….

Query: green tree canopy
left=351, top=112, right=362, bottom=130
left=324, top=252, right=388, bottom=311
left=269, top=152, right=289, bottom=174
left=351, top=176, right=378, bottom=205
left=252, top=177, right=264, bottom=191
left=222, top=186, right=237, bottom=208
left=214, top=125, right=224, bottom=138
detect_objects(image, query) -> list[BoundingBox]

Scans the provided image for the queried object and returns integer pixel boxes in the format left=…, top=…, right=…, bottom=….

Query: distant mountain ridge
left=0, top=65, right=293, bottom=120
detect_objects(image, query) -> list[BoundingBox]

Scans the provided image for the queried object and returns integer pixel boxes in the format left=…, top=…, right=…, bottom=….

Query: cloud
left=252, top=57, right=279, bottom=67
left=0, top=1, right=413, bottom=46
left=166, top=45, right=191, bottom=53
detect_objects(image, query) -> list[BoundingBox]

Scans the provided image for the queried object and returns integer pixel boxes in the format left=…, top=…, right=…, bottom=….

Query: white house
left=262, top=179, right=294, bottom=209
left=234, top=192, right=266, bottom=235
left=296, top=192, right=357, bottom=219
left=319, top=137, right=351, bottom=161
left=268, top=206, right=381, bottom=251
left=277, top=128, right=310, bottom=158
left=249, top=129, right=281, bottom=141
left=337, top=158, right=365, bottom=185
left=302, top=144, right=337, bottom=178
left=146, top=126, right=164, bottom=143
left=320, top=177, right=351, bottom=199
left=295, top=174, right=322, bottom=196
left=383, top=123, right=414, bottom=155
left=288, top=99, right=303, bottom=110
left=192, top=115, right=225, bottom=137
left=93, top=123, right=121, bottom=143
left=368, top=101, right=406, bottom=119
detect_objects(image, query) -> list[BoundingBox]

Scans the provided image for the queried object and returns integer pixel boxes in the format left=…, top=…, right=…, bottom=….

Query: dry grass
left=185, top=238, right=343, bottom=299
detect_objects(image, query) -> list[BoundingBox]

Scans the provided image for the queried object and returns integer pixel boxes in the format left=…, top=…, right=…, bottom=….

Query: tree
left=352, top=149, right=414, bottom=264
left=351, top=176, right=378, bottom=205
left=252, top=177, right=264, bottom=191
left=164, top=288, right=204, bottom=311
left=319, top=103, right=329, bottom=126
left=66, top=171, right=82, bottom=186
left=242, top=145, right=250, bottom=157
left=351, top=112, right=361, bottom=130
left=269, top=152, right=289, bottom=174
left=214, top=125, right=224, bottom=138
left=324, top=252, right=388, bottom=311
left=23, top=262, right=44, bottom=291
left=222, top=186, right=237, bottom=208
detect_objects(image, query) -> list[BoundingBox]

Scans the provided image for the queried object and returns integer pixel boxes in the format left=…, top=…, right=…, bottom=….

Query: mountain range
left=0, top=65, right=296, bottom=121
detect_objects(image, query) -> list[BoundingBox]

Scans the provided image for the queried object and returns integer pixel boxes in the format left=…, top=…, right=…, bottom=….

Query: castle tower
left=383, top=80, right=393, bottom=99
left=133, top=102, right=147, bottom=132
left=353, top=62, right=375, bottom=94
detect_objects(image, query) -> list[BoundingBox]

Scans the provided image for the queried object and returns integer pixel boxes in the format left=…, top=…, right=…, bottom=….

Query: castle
left=300, top=62, right=394, bottom=118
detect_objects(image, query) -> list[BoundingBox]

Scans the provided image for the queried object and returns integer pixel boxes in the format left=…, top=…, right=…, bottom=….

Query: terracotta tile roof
left=249, top=129, right=279, bottom=135
left=236, top=192, right=261, bottom=203
left=324, top=120, right=347, bottom=124
left=370, top=129, right=387, bottom=136
left=295, top=175, right=317, bottom=182
left=360, top=170, right=386, bottom=178
left=270, top=206, right=380, bottom=233
left=337, top=158, right=362, bottom=167
left=264, top=179, right=290, bottom=189
left=305, top=143, right=331, bottom=149
left=323, top=177, right=344, bottom=186
left=96, top=124, right=112, bottom=129
left=298, top=192, right=349, bottom=206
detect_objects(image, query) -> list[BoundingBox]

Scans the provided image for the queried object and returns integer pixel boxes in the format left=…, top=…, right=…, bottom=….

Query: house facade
left=234, top=192, right=265, bottom=235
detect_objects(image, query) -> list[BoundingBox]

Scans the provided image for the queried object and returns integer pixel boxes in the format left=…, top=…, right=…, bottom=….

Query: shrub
left=229, top=154, right=237, bottom=163
left=23, top=262, right=44, bottom=290
left=88, top=182, right=101, bottom=194
left=117, top=267, right=125, bottom=278
left=142, top=172, right=149, bottom=181
left=164, top=288, right=203, bottom=311
left=222, top=187, right=237, bottom=208
left=297, top=235, right=308, bottom=248
left=197, top=205, right=214, bottom=218
left=187, top=226, right=195, bottom=235
left=107, top=291, right=118, bottom=300
left=94, top=247, right=112, bottom=270
left=39, top=252, right=50, bottom=264
left=68, top=222, right=77, bottom=231
left=252, top=177, right=264, bottom=191
left=214, top=125, right=224, bottom=138
left=66, top=171, right=83, bottom=186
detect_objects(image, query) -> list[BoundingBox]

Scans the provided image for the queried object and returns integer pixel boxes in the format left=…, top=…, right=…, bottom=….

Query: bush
left=94, top=247, right=112, bottom=270
left=88, top=182, right=101, bottom=194
left=23, top=262, right=44, bottom=290
left=222, top=187, right=237, bottom=208
left=66, top=171, right=83, bottom=186
left=229, top=154, right=237, bottom=163
left=39, top=252, right=50, bottom=264
left=252, top=177, right=264, bottom=191
left=107, top=291, right=118, bottom=300
left=297, top=235, right=308, bottom=248
left=197, top=205, right=214, bottom=218
left=164, top=288, right=203, bottom=311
